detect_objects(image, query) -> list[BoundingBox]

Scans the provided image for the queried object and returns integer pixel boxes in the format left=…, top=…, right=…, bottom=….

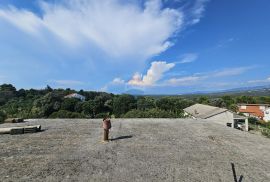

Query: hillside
left=181, top=85, right=270, bottom=98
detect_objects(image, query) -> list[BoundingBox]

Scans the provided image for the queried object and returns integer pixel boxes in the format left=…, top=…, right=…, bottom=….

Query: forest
left=1, top=83, right=270, bottom=123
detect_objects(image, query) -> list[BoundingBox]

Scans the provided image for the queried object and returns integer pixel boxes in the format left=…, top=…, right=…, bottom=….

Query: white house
left=263, top=108, right=270, bottom=122
left=184, top=104, right=248, bottom=131
left=64, top=93, right=86, bottom=101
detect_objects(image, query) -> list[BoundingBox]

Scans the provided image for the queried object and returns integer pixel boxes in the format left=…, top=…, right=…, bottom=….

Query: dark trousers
left=104, top=129, right=109, bottom=141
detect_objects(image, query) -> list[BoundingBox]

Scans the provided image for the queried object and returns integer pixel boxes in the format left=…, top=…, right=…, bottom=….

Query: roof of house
left=233, top=113, right=247, bottom=120
left=238, top=106, right=264, bottom=118
left=184, top=104, right=246, bottom=120
left=184, top=104, right=228, bottom=119
left=238, top=103, right=269, bottom=106
left=64, top=93, right=85, bottom=98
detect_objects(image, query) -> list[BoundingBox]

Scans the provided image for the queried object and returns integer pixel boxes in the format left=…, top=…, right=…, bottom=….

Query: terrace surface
left=1, top=119, right=270, bottom=182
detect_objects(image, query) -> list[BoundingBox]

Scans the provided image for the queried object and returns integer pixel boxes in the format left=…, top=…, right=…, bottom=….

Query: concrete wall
left=207, top=111, right=234, bottom=125
left=264, top=108, right=270, bottom=122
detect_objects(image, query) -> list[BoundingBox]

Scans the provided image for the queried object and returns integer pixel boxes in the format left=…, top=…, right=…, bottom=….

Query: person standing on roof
left=102, top=116, right=111, bottom=142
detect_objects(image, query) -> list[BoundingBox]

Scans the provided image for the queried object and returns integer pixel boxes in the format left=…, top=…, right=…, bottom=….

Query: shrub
left=261, top=129, right=270, bottom=138
left=123, top=109, right=184, bottom=118
left=264, top=122, right=270, bottom=129
left=122, top=109, right=145, bottom=118
left=258, top=120, right=267, bottom=125
left=95, top=113, right=109, bottom=118
left=248, top=117, right=258, bottom=125
left=49, top=110, right=85, bottom=118
left=0, top=110, right=6, bottom=123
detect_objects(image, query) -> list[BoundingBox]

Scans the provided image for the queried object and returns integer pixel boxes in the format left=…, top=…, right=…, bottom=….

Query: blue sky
left=0, top=0, right=269, bottom=94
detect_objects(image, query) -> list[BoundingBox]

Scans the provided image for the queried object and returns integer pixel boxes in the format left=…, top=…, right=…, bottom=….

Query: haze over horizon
left=0, top=0, right=269, bottom=94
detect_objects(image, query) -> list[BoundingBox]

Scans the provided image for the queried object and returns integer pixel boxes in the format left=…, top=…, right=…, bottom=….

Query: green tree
left=82, top=100, right=97, bottom=117
left=0, top=84, right=17, bottom=105
left=221, top=95, right=235, bottom=107
left=74, top=102, right=83, bottom=113
left=228, top=104, right=238, bottom=112
left=156, top=97, right=192, bottom=114
left=137, top=97, right=156, bottom=111
left=236, top=95, right=256, bottom=104
left=0, top=84, right=16, bottom=92
left=197, top=96, right=209, bottom=104
left=61, top=98, right=80, bottom=112
left=113, top=94, right=136, bottom=117
left=209, top=98, right=226, bottom=108
left=31, top=92, right=63, bottom=117
left=156, top=97, right=174, bottom=111
left=45, top=85, right=53, bottom=93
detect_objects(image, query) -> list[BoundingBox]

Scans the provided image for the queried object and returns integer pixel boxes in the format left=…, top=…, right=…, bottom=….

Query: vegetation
left=248, top=118, right=270, bottom=138
left=49, top=110, right=85, bottom=118
left=0, top=84, right=270, bottom=120
left=123, top=108, right=184, bottom=118
left=0, top=110, right=6, bottom=123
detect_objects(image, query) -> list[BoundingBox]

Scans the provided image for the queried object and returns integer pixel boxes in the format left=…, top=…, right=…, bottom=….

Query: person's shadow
left=110, top=135, right=133, bottom=141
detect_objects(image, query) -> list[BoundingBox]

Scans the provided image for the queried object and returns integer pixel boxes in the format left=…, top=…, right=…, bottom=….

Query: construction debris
left=0, top=125, right=41, bottom=135
left=10, top=127, right=24, bottom=135
left=4, top=118, right=24, bottom=123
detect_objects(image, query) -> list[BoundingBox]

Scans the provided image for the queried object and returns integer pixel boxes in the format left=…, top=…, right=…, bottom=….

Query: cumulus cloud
left=0, top=0, right=184, bottom=60
left=128, top=61, right=175, bottom=86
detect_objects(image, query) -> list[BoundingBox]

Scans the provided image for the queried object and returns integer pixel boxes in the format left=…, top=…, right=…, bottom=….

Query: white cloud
left=177, top=53, right=198, bottom=64
left=48, top=80, right=84, bottom=88
left=248, top=77, right=270, bottom=84
left=217, top=37, right=236, bottom=48
left=165, top=66, right=254, bottom=86
left=0, top=7, right=43, bottom=35
left=127, top=63, right=253, bottom=87
left=212, top=66, right=253, bottom=77
left=100, top=85, right=108, bottom=92
left=128, top=61, right=175, bottom=86
left=111, top=78, right=125, bottom=85
left=0, top=0, right=184, bottom=60
left=166, top=76, right=201, bottom=86
left=189, top=0, right=209, bottom=25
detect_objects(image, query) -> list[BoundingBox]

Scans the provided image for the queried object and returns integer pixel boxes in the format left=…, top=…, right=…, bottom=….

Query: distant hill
left=123, top=85, right=270, bottom=98
left=124, top=89, right=144, bottom=95
left=181, top=85, right=270, bottom=97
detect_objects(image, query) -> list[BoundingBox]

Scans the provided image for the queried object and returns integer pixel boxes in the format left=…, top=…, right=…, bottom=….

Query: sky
left=0, top=0, right=270, bottom=94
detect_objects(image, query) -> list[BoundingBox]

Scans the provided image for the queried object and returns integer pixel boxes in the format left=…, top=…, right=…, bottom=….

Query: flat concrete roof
left=184, top=104, right=228, bottom=119
left=1, top=119, right=270, bottom=181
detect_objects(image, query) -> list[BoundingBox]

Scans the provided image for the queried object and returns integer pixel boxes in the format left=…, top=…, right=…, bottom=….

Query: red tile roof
left=238, top=105, right=264, bottom=118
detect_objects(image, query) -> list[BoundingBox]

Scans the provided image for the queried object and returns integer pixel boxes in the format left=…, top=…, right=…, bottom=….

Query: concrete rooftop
left=0, top=119, right=270, bottom=182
